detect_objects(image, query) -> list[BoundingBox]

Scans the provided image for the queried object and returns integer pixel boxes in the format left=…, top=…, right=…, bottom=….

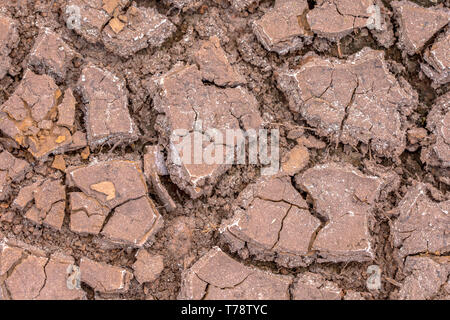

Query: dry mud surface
left=0, top=0, right=449, bottom=300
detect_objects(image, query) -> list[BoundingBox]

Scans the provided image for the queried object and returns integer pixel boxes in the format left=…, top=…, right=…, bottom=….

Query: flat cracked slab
left=152, top=42, right=263, bottom=198
left=132, top=249, right=164, bottom=284
left=220, top=175, right=320, bottom=267
left=391, top=183, right=449, bottom=261
left=178, top=247, right=293, bottom=300
left=77, top=64, right=138, bottom=147
left=291, top=272, right=342, bottom=300
left=252, top=0, right=312, bottom=55
left=392, top=1, right=449, bottom=55
left=0, top=150, right=30, bottom=201
left=277, top=48, right=418, bottom=159
left=422, top=30, right=450, bottom=87
left=67, top=160, right=163, bottom=246
left=0, top=239, right=85, bottom=300
left=0, top=70, right=85, bottom=159
left=0, top=15, right=19, bottom=79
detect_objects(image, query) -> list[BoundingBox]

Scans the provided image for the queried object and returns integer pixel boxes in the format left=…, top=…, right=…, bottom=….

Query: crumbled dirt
left=0, top=0, right=449, bottom=300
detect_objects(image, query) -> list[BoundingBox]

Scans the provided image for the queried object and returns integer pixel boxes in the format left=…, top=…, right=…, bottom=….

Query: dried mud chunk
left=0, top=15, right=19, bottom=79
left=421, top=93, right=450, bottom=169
left=56, top=88, right=76, bottom=131
left=23, top=178, right=66, bottom=230
left=252, top=0, right=312, bottom=55
left=220, top=175, right=320, bottom=267
left=422, top=30, right=450, bottom=87
left=69, top=192, right=109, bottom=235
left=194, top=36, right=245, bottom=86
left=291, top=272, right=342, bottom=300
left=28, top=28, right=77, bottom=82
left=300, top=163, right=384, bottom=263
left=144, top=145, right=176, bottom=212
left=153, top=64, right=262, bottom=199
left=391, top=183, right=449, bottom=260
left=0, top=242, right=84, bottom=300
left=132, top=249, right=164, bottom=284
left=398, top=256, right=450, bottom=300
left=64, top=0, right=129, bottom=44
left=101, top=196, right=163, bottom=247
left=0, top=70, right=84, bottom=159
left=391, top=1, right=449, bottom=55
left=178, top=247, right=292, bottom=300
left=102, top=5, right=175, bottom=58
left=77, top=64, right=138, bottom=147
left=66, top=160, right=147, bottom=209
left=79, top=258, right=132, bottom=293
left=0, top=150, right=30, bottom=201
left=276, top=48, right=418, bottom=159
left=281, top=145, right=309, bottom=176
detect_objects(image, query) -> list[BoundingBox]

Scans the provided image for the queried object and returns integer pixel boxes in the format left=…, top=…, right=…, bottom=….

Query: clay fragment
left=0, top=15, right=19, bottom=79
left=0, top=151, right=30, bottom=201
left=132, top=249, right=164, bottom=284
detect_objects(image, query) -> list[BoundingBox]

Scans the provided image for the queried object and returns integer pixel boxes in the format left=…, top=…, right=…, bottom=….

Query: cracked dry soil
left=0, top=0, right=449, bottom=300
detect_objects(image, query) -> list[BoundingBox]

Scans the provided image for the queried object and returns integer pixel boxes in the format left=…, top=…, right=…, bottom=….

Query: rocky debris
left=79, top=257, right=132, bottom=293
left=178, top=247, right=292, bottom=300
left=391, top=1, right=450, bottom=55
left=194, top=36, right=245, bottom=86
left=144, top=145, right=176, bottom=212
left=132, top=249, right=164, bottom=284
left=28, top=28, right=78, bottom=83
left=300, top=162, right=385, bottom=263
left=13, top=178, right=66, bottom=230
left=276, top=48, right=418, bottom=159
left=421, top=92, right=450, bottom=170
left=0, top=151, right=30, bottom=201
left=67, top=160, right=163, bottom=246
left=64, top=0, right=129, bottom=44
left=220, top=175, right=321, bottom=267
left=102, top=4, right=175, bottom=58
left=0, top=70, right=85, bottom=159
left=397, top=256, right=449, bottom=300
left=422, top=30, right=450, bottom=87
left=291, top=272, right=342, bottom=300
left=230, top=0, right=259, bottom=11
left=69, top=192, right=109, bottom=235
left=252, top=0, right=312, bottom=55
left=391, top=183, right=449, bottom=261
left=77, top=64, right=138, bottom=147
left=152, top=61, right=262, bottom=199
left=306, top=0, right=394, bottom=45
left=0, top=239, right=85, bottom=300
left=0, top=15, right=19, bottom=79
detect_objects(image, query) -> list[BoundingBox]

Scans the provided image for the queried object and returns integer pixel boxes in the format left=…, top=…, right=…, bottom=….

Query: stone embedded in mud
left=67, top=160, right=163, bottom=246
left=15, top=178, right=66, bottom=230
left=276, top=48, right=418, bottom=159
left=102, top=4, right=175, bottom=58
left=64, top=0, right=129, bottom=44
left=220, top=175, right=321, bottom=267
left=79, top=257, right=133, bottom=293
left=0, top=70, right=85, bottom=159
left=422, top=30, right=450, bottom=87
left=252, top=0, right=312, bottom=55
left=178, top=247, right=293, bottom=300
left=194, top=36, right=245, bottom=86
left=132, top=249, right=164, bottom=284
left=0, top=240, right=85, bottom=300
left=152, top=63, right=262, bottom=199
left=421, top=92, right=450, bottom=169
left=391, top=183, right=450, bottom=260
left=77, top=64, right=138, bottom=147
left=144, top=145, right=176, bottom=212
left=291, top=272, right=342, bottom=300
left=397, top=256, right=450, bottom=300
left=300, top=162, right=384, bottom=263
left=28, top=28, right=77, bottom=82
left=0, top=150, right=30, bottom=201
left=69, top=192, right=109, bottom=235
left=391, top=1, right=450, bottom=55
left=0, top=15, right=19, bottom=79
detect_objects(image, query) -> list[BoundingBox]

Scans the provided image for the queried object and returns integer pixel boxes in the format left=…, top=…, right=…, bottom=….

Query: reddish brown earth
left=0, top=0, right=449, bottom=300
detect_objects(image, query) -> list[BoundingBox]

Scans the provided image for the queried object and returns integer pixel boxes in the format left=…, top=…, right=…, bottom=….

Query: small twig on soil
left=337, top=40, right=343, bottom=58
left=384, top=277, right=402, bottom=287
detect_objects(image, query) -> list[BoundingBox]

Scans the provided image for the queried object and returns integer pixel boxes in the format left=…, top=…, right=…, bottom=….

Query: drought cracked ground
left=0, top=0, right=449, bottom=300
